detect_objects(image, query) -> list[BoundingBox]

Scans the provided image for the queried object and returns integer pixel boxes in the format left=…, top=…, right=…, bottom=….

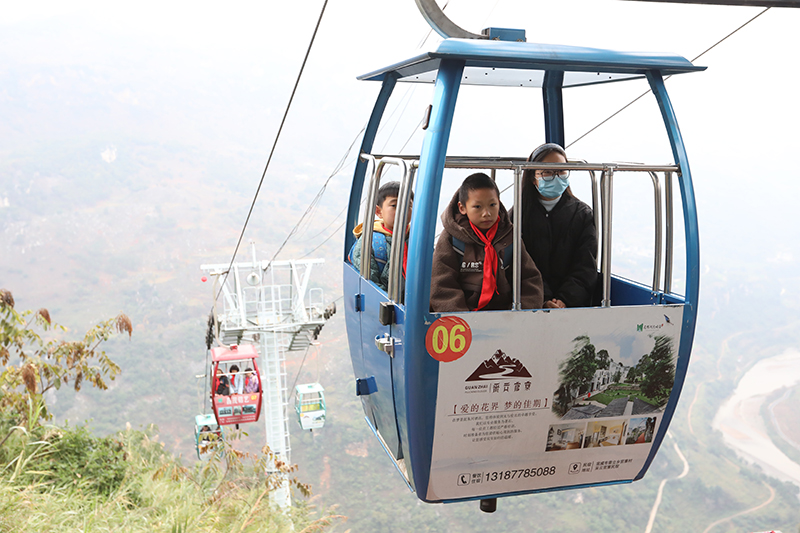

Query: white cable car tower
left=201, top=243, right=327, bottom=509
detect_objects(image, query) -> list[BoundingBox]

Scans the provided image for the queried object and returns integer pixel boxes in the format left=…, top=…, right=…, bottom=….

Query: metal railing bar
left=648, top=172, right=663, bottom=293
left=359, top=156, right=382, bottom=281
left=600, top=169, right=614, bottom=307
left=388, top=159, right=415, bottom=303
left=363, top=153, right=680, bottom=173
left=664, top=171, right=675, bottom=294
left=512, top=167, right=523, bottom=310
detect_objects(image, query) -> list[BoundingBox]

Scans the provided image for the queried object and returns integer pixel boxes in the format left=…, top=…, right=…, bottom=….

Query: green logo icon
left=636, top=324, right=643, bottom=332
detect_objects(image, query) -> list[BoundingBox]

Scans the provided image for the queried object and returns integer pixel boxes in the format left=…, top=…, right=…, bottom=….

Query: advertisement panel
left=215, top=393, right=260, bottom=425
left=425, top=305, right=683, bottom=500
left=299, top=411, right=326, bottom=430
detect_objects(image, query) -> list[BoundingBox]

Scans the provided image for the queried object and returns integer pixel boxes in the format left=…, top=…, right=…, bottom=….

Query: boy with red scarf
left=431, top=173, right=543, bottom=312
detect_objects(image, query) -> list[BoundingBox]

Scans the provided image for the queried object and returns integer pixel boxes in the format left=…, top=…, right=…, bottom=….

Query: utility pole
left=201, top=243, right=327, bottom=509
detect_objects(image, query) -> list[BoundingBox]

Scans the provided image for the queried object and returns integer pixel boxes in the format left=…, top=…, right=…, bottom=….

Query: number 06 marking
left=431, top=325, right=466, bottom=353
left=426, top=317, right=472, bottom=362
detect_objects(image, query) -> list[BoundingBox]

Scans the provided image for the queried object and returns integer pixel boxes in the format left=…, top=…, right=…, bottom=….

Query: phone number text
left=484, top=466, right=556, bottom=482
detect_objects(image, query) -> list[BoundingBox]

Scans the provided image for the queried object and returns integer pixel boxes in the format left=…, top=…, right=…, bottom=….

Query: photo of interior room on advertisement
left=545, top=422, right=587, bottom=452
left=583, top=419, right=628, bottom=448
left=552, top=333, right=676, bottom=421
left=626, top=416, right=658, bottom=445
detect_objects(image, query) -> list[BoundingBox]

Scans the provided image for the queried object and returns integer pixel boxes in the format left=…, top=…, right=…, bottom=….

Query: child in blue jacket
left=350, top=181, right=412, bottom=292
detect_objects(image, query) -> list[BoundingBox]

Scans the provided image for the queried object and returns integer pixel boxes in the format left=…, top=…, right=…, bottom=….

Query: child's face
left=458, top=188, right=500, bottom=232
left=376, top=196, right=398, bottom=231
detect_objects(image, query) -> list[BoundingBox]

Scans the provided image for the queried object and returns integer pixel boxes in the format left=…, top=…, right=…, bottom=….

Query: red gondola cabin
left=211, top=344, right=262, bottom=426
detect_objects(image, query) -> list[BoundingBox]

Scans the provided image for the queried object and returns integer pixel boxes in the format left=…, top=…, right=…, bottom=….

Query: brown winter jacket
left=430, top=191, right=544, bottom=312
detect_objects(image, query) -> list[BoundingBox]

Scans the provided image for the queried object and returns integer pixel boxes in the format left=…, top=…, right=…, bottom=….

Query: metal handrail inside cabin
left=360, top=153, right=681, bottom=309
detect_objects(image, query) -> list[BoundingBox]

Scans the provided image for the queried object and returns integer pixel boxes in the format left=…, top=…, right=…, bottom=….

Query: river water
left=712, top=349, right=800, bottom=490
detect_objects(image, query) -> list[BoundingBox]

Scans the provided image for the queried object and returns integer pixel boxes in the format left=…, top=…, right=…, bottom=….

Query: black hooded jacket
left=518, top=191, right=598, bottom=307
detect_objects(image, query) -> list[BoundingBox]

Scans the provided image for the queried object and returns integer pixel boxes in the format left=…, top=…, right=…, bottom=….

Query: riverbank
left=713, top=349, right=800, bottom=491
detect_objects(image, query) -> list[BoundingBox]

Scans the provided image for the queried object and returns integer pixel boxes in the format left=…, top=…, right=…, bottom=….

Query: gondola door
left=353, top=158, right=409, bottom=465
left=343, top=75, right=406, bottom=467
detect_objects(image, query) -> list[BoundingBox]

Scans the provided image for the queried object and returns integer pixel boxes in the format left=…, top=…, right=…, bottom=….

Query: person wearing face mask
left=518, top=143, right=598, bottom=309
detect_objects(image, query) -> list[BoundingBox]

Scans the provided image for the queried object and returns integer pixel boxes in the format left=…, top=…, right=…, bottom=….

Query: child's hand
left=544, top=298, right=566, bottom=309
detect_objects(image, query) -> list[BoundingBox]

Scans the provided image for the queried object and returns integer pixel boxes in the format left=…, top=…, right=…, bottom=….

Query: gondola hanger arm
left=414, top=0, right=488, bottom=39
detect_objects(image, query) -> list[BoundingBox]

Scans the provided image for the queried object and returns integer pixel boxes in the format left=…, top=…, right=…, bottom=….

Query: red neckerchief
left=382, top=224, right=408, bottom=277
left=469, top=219, right=499, bottom=311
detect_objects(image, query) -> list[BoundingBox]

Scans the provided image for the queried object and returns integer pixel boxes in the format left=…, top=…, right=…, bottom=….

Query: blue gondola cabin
left=344, top=35, right=702, bottom=504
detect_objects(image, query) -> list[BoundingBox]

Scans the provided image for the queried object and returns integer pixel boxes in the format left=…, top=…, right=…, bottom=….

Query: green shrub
left=1, top=418, right=127, bottom=497
left=43, top=424, right=127, bottom=496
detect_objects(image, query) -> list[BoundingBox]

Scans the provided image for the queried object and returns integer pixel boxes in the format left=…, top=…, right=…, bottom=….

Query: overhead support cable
left=238, top=27, right=430, bottom=276
left=271, top=1, right=476, bottom=264
left=566, top=7, right=770, bottom=149
left=300, top=219, right=347, bottom=259
left=261, top=124, right=365, bottom=272
left=496, top=6, right=771, bottom=199
left=620, top=0, right=796, bottom=7
left=289, top=125, right=367, bottom=242
left=219, top=2, right=464, bottom=284
left=216, top=0, right=329, bottom=299
left=298, top=110, right=425, bottom=260
left=289, top=344, right=314, bottom=400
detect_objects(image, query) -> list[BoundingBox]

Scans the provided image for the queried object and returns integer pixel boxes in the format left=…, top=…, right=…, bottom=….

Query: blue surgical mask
left=537, top=176, right=569, bottom=199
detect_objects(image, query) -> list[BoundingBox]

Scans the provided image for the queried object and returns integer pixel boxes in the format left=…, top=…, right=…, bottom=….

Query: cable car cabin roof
left=295, top=383, right=324, bottom=394
left=195, top=414, right=218, bottom=427
left=358, top=39, right=705, bottom=88
left=210, top=344, right=258, bottom=363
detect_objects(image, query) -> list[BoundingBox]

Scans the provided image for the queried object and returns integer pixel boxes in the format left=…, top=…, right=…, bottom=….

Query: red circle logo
left=425, top=316, right=472, bottom=362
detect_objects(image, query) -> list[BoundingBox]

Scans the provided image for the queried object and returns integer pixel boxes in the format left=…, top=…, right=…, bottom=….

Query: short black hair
left=230, top=365, right=239, bottom=372
left=376, top=181, right=414, bottom=208
left=458, top=173, right=500, bottom=205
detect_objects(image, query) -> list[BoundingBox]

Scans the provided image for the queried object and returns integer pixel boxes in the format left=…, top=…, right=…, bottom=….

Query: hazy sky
left=3, top=0, right=800, bottom=290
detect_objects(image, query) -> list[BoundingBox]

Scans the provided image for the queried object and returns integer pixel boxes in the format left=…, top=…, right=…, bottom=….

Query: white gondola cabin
left=295, top=383, right=327, bottom=431
left=194, top=413, right=223, bottom=459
